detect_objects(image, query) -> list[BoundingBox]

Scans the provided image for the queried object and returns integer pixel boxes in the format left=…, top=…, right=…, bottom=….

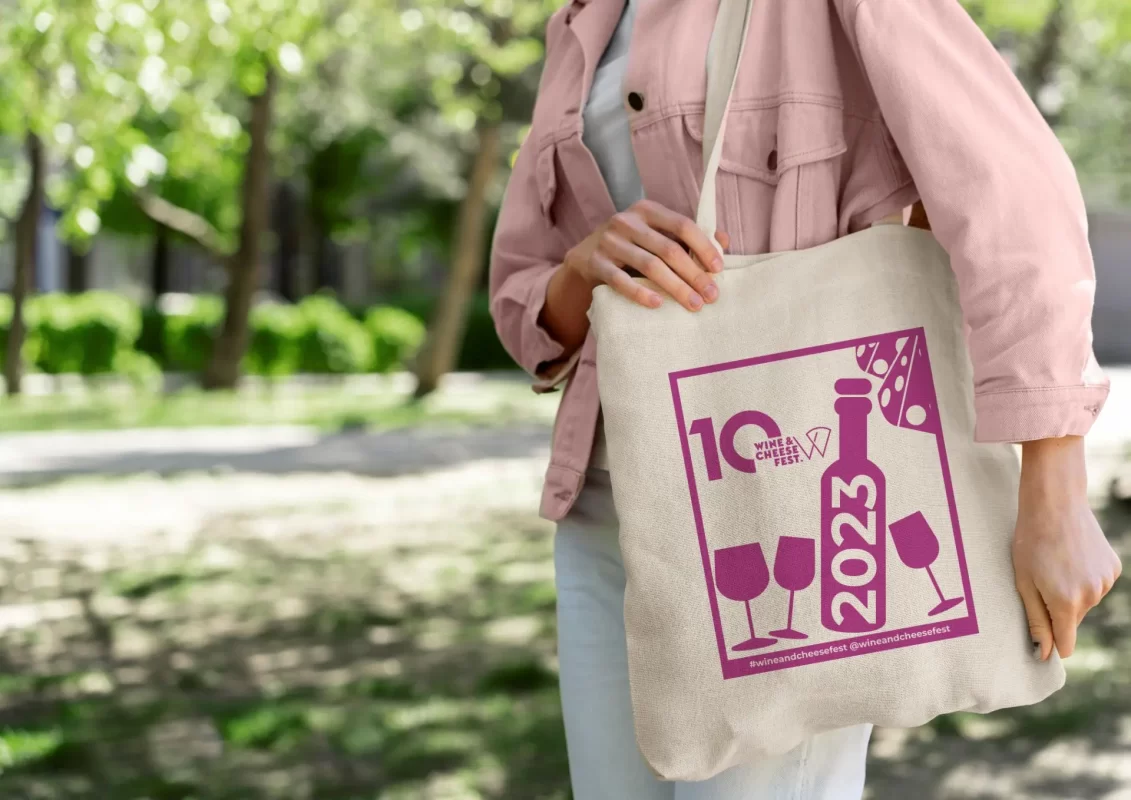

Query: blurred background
left=0, top=0, right=1128, bottom=798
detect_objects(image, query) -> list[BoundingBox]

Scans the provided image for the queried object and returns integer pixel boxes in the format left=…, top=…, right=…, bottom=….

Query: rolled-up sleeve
left=836, top=0, right=1110, bottom=442
left=489, top=131, right=573, bottom=385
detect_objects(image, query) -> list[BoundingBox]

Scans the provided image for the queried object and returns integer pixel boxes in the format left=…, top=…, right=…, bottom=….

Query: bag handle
left=697, top=0, right=755, bottom=242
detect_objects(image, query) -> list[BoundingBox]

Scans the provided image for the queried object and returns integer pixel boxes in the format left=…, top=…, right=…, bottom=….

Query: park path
left=0, top=367, right=1127, bottom=491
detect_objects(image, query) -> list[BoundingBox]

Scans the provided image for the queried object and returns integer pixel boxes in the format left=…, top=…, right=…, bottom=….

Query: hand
left=1012, top=436, right=1122, bottom=660
left=563, top=199, right=728, bottom=312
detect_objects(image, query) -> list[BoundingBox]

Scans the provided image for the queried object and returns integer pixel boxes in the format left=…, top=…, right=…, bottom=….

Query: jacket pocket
left=684, top=100, right=847, bottom=184
left=684, top=101, right=848, bottom=251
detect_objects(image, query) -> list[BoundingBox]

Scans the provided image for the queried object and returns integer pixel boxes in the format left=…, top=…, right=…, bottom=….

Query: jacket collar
left=566, top=0, right=628, bottom=107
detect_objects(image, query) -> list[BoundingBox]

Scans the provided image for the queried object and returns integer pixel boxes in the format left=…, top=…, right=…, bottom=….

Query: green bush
left=366, top=306, right=426, bottom=373
left=0, top=291, right=515, bottom=378
left=295, top=296, right=373, bottom=374
left=0, top=294, right=40, bottom=371
left=247, top=303, right=304, bottom=376
left=0, top=295, right=10, bottom=368
left=11, top=293, right=140, bottom=375
left=383, top=293, right=513, bottom=371
left=113, top=350, right=163, bottom=391
left=163, top=295, right=223, bottom=373
left=137, top=305, right=167, bottom=367
left=459, top=293, right=514, bottom=371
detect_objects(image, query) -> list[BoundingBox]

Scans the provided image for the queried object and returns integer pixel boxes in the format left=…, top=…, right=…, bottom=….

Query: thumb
left=715, top=230, right=730, bottom=251
left=1017, top=578, right=1054, bottom=661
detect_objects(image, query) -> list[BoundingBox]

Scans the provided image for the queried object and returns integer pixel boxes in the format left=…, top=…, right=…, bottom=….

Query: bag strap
left=697, top=0, right=755, bottom=241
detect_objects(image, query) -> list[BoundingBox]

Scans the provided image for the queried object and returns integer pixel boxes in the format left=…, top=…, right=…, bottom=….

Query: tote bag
left=587, top=0, right=1064, bottom=781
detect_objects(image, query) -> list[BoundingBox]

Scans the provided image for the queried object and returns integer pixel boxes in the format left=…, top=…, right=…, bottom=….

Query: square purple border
left=668, top=327, right=980, bottom=679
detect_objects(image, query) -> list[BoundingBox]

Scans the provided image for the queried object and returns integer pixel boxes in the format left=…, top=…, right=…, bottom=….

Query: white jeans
left=555, top=469, right=872, bottom=799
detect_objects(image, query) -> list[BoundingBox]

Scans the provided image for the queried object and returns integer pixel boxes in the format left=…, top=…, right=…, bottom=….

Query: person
left=488, top=0, right=1123, bottom=796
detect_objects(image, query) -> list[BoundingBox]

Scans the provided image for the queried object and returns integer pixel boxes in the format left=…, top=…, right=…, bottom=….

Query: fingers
left=619, top=220, right=719, bottom=306
left=590, top=251, right=662, bottom=309
left=1016, top=578, right=1054, bottom=661
left=1050, top=603, right=1078, bottom=659
left=601, top=225, right=707, bottom=312
left=634, top=200, right=724, bottom=274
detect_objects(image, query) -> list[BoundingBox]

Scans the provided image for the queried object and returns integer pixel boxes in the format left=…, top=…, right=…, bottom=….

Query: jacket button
left=627, top=91, right=645, bottom=111
left=767, top=148, right=778, bottom=171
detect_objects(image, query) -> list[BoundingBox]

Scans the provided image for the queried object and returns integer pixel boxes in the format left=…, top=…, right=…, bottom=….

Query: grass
left=0, top=469, right=569, bottom=799
left=0, top=375, right=557, bottom=434
left=0, top=398, right=1125, bottom=799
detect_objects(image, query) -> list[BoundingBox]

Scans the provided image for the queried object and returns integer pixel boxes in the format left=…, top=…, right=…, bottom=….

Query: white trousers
left=555, top=469, right=873, bottom=800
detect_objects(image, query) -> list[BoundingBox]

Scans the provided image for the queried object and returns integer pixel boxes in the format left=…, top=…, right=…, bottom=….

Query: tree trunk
left=202, top=67, right=276, bottom=390
left=5, top=133, right=44, bottom=397
left=1021, top=0, right=1068, bottom=121
left=413, top=120, right=501, bottom=398
left=274, top=181, right=301, bottom=302
left=313, top=217, right=339, bottom=294
left=151, top=223, right=171, bottom=298
left=66, top=244, right=89, bottom=293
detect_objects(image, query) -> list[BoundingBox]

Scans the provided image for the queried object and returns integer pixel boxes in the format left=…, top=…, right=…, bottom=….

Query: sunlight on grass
left=0, top=728, right=65, bottom=771
left=0, top=377, right=557, bottom=434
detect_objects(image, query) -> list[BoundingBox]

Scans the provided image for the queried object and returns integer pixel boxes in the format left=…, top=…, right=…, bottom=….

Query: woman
left=489, top=0, right=1122, bottom=796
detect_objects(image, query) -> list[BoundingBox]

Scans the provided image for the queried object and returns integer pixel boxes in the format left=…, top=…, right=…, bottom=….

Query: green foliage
left=391, top=294, right=514, bottom=372
left=137, top=305, right=167, bottom=365
left=366, top=306, right=426, bottom=373
left=112, top=350, right=163, bottom=392
left=26, top=293, right=141, bottom=375
left=0, top=293, right=141, bottom=376
left=163, top=296, right=224, bottom=373
left=247, top=303, right=304, bottom=376
left=0, top=727, right=65, bottom=771
left=294, top=296, right=373, bottom=374
left=0, top=287, right=514, bottom=380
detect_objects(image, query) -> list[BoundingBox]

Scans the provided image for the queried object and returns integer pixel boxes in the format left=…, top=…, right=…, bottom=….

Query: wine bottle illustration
left=820, top=377, right=887, bottom=634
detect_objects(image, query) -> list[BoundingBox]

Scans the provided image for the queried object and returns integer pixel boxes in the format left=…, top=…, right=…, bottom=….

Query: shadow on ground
left=0, top=425, right=554, bottom=488
left=0, top=500, right=567, bottom=800
left=0, top=473, right=1127, bottom=799
left=865, top=500, right=1131, bottom=800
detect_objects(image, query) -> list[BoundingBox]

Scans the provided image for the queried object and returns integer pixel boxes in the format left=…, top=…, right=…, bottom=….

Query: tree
left=406, top=0, right=557, bottom=396
left=4, top=134, right=43, bottom=395
left=0, top=0, right=130, bottom=393
left=117, top=0, right=359, bottom=388
left=413, top=119, right=500, bottom=396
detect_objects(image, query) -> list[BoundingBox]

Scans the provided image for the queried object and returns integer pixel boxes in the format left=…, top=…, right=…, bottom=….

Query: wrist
left=1020, top=436, right=1087, bottom=498
left=539, top=255, right=597, bottom=355
left=561, top=247, right=600, bottom=293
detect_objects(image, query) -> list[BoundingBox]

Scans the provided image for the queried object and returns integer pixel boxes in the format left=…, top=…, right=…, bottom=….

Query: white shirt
left=582, top=0, right=644, bottom=214
left=582, top=0, right=643, bottom=471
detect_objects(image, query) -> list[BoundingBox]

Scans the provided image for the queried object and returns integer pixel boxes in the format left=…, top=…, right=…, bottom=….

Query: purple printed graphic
left=820, top=378, right=887, bottom=634
left=669, top=327, right=978, bottom=679
left=891, top=512, right=966, bottom=616
left=861, top=333, right=940, bottom=434
left=769, top=537, right=816, bottom=639
left=714, top=543, right=778, bottom=651
left=801, top=427, right=832, bottom=459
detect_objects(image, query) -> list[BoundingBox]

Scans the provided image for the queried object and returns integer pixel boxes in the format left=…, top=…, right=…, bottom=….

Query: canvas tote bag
left=587, top=0, right=1065, bottom=781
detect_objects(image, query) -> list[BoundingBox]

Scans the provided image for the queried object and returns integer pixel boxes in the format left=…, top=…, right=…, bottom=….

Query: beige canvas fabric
left=587, top=0, right=1065, bottom=781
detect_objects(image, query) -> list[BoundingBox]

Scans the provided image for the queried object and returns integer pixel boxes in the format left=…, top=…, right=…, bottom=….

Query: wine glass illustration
left=890, top=512, right=965, bottom=616
left=714, top=543, right=778, bottom=651
left=769, top=536, right=815, bottom=639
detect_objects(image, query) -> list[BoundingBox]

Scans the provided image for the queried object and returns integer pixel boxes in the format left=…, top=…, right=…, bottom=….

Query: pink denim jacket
left=489, top=0, right=1110, bottom=521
